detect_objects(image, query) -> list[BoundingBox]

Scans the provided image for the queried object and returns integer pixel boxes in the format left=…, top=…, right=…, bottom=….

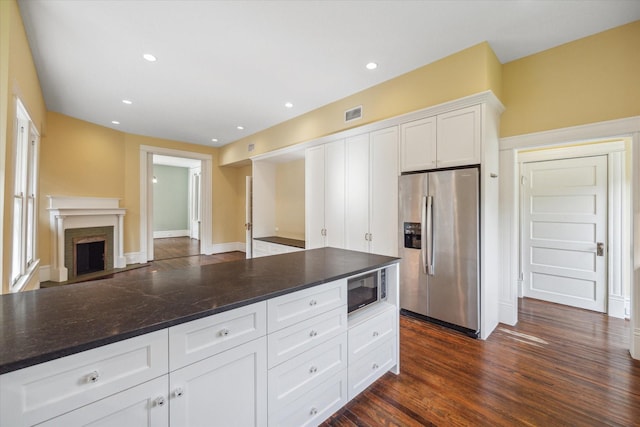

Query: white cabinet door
left=369, top=127, right=398, bottom=257
left=400, top=117, right=437, bottom=172
left=169, top=337, right=267, bottom=427
left=37, top=376, right=168, bottom=427
left=305, top=145, right=326, bottom=249
left=345, top=133, right=371, bottom=253
left=324, top=139, right=345, bottom=249
left=436, top=105, right=481, bottom=168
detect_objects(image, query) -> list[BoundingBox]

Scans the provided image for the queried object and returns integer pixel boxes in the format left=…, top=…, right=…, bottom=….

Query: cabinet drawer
left=268, top=306, right=346, bottom=368
left=267, top=279, right=346, bottom=332
left=347, top=335, right=396, bottom=400
left=348, top=304, right=396, bottom=363
left=268, top=334, right=347, bottom=413
left=169, top=301, right=266, bottom=371
left=269, top=370, right=347, bottom=427
left=37, top=376, right=168, bottom=427
left=0, top=330, right=168, bottom=427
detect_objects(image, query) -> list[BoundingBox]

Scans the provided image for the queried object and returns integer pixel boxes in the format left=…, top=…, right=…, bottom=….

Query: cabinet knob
left=87, top=370, right=100, bottom=383
left=309, top=366, right=318, bottom=374
left=154, top=396, right=166, bottom=407
left=372, top=331, right=379, bottom=337
left=309, top=407, right=318, bottom=416
left=219, top=328, right=231, bottom=337
left=309, top=299, right=317, bottom=306
left=173, top=387, right=184, bottom=398
left=309, top=330, right=318, bottom=337
left=372, top=363, right=379, bottom=370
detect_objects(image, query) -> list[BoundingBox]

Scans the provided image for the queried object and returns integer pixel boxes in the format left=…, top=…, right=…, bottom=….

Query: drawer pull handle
left=87, top=371, right=100, bottom=383
left=309, top=330, right=318, bottom=337
left=174, top=387, right=184, bottom=398
left=309, top=299, right=317, bottom=306
left=309, top=366, right=318, bottom=374
left=219, top=328, right=231, bottom=337
left=310, top=407, right=318, bottom=416
left=154, top=396, right=166, bottom=407
left=372, top=363, right=379, bottom=370
left=373, top=331, right=379, bottom=337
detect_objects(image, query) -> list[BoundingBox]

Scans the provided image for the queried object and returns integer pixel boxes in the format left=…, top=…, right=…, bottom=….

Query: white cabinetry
left=168, top=301, right=267, bottom=427
left=169, top=337, right=267, bottom=427
left=36, top=376, right=169, bottom=427
left=267, top=279, right=348, bottom=427
left=253, top=240, right=304, bottom=258
left=400, top=104, right=481, bottom=172
left=345, top=126, right=398, bottom=257
left=0, top=330, right=168, bottom=427
left=305, top=140, right=345, bottom=250
left=347, top=304, right=397, bottom=400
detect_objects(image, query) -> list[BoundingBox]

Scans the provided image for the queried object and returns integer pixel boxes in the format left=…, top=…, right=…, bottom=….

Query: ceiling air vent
left=345, top=105, right=362, bottom=123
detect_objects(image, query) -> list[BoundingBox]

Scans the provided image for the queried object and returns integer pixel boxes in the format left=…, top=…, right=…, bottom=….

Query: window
left=11, top=99, right=39, bottom=291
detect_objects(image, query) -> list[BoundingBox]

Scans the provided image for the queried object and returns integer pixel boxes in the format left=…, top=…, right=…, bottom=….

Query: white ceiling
left=18, top=1, right=640, bottom=148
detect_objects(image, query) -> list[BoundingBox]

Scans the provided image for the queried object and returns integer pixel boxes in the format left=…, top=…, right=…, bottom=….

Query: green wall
left=153, top=165, right=189, bottom=232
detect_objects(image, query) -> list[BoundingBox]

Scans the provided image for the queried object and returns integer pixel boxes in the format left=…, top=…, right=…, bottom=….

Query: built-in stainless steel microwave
left=347, top=268, right=387, bottom=314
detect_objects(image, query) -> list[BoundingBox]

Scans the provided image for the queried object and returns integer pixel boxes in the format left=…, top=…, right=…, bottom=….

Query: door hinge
left=519, top=272, right=524, bottom=281
left=520, top=176, right=526, bottom=185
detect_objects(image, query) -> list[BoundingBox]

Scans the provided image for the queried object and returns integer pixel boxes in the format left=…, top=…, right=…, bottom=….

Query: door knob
left=596, top=242, right=604, bottom=257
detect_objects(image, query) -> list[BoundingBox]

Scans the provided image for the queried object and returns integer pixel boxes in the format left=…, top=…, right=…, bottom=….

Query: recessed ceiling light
left=366, top=62, right=378, bottom=70
left=111, top=120, right=120, bottom=125
left=122, top=99, right=132, bottom=105
left=143, top=53, right=157, bottom=62
left=237, top=125, right=244, bottom=130
left=284, top=102, right=294, bottom=109
left=211, top=138, right=218, bottom=143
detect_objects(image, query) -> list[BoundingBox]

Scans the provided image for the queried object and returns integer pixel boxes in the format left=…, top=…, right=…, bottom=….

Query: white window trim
left=11, top=99, right=40, bottom=293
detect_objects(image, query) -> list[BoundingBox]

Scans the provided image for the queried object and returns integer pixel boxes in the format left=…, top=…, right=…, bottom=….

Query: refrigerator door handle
left=426, top=195, right=434, bottom=275
left=421, top=195, right=428, bottom=274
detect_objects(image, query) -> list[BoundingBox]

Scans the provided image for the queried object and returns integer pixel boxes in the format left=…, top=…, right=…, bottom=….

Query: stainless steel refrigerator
left=399, top=167, right=480, bottom=337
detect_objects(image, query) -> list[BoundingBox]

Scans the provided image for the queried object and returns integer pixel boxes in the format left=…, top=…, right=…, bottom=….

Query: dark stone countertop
left=0, top=248, right=398, bottom=374
left=253, top=236, right=306, bottom=249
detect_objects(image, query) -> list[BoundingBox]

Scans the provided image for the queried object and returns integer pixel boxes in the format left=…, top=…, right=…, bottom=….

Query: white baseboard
left=632, top=328, right=640, bottom=360
left=125, top=252, right=146, bottom=265
left=210, top=242, right=246, bottom=254
left=608, top=295, right=627, bottom=319
left=153, top=230, right=190, bottom=238
left=498, top=300, right=518, bottom=326
left=39, top=264, right=51, bottom=282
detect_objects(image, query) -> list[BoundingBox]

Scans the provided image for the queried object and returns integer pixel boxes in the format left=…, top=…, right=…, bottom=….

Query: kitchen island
left=0, top=247, right=400, bottom=426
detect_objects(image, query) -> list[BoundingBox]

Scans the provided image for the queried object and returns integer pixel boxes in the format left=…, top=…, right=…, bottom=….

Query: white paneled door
left=522, top=156, right=607, bottom=312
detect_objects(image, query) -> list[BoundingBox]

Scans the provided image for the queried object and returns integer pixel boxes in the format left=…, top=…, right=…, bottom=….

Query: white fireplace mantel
left=47, top=196, right=126, bottom=282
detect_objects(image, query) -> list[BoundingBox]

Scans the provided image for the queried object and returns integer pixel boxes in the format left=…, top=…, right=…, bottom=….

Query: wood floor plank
left=323, top=299, right=640, bottom=427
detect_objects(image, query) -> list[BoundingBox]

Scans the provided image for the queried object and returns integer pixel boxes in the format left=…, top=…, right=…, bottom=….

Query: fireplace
left=64, top=227, right=114, bottom=279
left=48, top=196, right=126, bottom=282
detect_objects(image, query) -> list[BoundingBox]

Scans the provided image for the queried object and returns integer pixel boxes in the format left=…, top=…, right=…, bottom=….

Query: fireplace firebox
left=64, top=226, right=114, bottom=279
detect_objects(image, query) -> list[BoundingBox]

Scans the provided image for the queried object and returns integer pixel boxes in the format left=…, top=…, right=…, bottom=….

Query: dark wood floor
left=153, top=236, right=201, bottom=260
left=323, top=299, right=640, bottom=426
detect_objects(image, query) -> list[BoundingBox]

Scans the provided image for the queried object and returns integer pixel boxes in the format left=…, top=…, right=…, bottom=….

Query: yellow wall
left=275, top=159, right=305, bottom=241
left=501, top=20, right=640, bottom=137
left=39, top=113, right=241, bottom=265
left=220, top=42, right=502, bottom=165
left=1, top=0, right=47, bottom=293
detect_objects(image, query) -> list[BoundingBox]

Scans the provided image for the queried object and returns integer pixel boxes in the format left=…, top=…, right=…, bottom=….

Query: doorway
left=517, top=141, right=629, bottom=318
left=521, top=155, right=607, bottom=312
left=152, top=154, right=202, bottom=260
left=139, top=145, right=213, bottom=263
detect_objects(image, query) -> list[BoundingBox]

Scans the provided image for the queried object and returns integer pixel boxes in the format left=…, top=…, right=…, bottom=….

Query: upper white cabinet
left=400, top=104, right=481, bottom=172
left=400, top=116, right=437, bottom=172
left=345, top=126, right=398, bottom=257
left=305, top=140, right=345, bottom=249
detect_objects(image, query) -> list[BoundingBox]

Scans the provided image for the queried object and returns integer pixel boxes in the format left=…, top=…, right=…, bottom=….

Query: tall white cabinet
left=305, top=140, right=345, bottom=250
left=345, top=127, right=398, bottom=257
